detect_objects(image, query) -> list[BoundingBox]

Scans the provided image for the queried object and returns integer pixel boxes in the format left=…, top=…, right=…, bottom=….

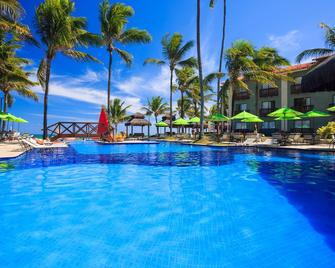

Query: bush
left=317, top=121, right=335, bottom=138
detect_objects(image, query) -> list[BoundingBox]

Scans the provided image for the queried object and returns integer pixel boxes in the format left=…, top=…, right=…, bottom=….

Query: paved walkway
left=0, top=142, right=26, bottom=159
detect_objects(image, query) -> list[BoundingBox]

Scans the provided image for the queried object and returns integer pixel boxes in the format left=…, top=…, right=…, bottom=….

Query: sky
left=8, top=0, right=335, bottom=134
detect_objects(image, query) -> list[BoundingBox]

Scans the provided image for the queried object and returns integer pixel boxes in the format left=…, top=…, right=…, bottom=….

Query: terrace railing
left=47, top=122, right=99, bottom=141
left=259, top=87, right=279, bottom=97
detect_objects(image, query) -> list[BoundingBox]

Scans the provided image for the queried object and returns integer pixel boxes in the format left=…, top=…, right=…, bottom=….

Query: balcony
left=259, top=87, right=279, bottom=97
left=259, top=107, right=276, bottom=117
left=292, top=105, right=314, bottom=113
left=234, top=92, right=250, bottom=100
left=291, top=84, right=302, bottom=94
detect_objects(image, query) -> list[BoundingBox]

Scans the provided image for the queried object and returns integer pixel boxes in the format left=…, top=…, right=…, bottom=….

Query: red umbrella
left=97, top=106, right=109, bottom=136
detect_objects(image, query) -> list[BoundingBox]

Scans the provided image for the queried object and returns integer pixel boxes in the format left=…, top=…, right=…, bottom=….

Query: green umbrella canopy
left=173, top=118, right=189, bottom=126
left=241, top=117, right=264, bottom=123
left=327, top=106, right=335, bottom=112
left=209, top=113, right=230, bottom=122
left=231, top=111, right=258, bottom=120
left=301, top=109, right=330, bottom=118
left=188, top=117, right=201, bottom=123
left=268, top=107, right=303, bottom=117
left=15, top=117, right=28, bottom=123
left=275, top=116, right=301, bottom=121
left=0, top=112, right=8, bottom=119
left=3, top=113, right=20, bottom=122
left=155, top=121, right=168, bottom=127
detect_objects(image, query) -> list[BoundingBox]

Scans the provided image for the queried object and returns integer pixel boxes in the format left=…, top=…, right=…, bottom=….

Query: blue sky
left=9, top=0, right=335, bottom=133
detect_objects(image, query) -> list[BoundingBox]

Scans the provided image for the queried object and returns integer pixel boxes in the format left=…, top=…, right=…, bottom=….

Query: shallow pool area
left=0, top=141, right=335, bottom=267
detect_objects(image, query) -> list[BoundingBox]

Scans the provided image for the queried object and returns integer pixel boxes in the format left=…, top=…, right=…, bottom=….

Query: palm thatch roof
left=302, top=55, right=335, bottom=92
left=125, top=112, right=151, bottom=126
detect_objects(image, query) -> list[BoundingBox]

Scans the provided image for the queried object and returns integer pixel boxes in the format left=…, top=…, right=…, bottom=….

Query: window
left=235, top=122, right=247, bottom=130
left=295, top=77, right=302, bottom=84
left=294, top=97, right=311, bottom=106
left=294, top=120, right=311, bottom=129
left=262, top=121, right=276, bottom=129
left=237, top=103, right=247, bottom=111
left=262, top=83, right=271, bottom=89
left=262, top=101, right=275, bottom=109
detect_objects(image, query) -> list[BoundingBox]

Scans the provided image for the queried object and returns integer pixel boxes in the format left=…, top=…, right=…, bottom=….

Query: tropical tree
left=196, top=0, right=205, bottom=138
left=223, top=40, right=280, bottom=120
left=142, top=96, right=168, bottom=134
left=35, top=0, right=100, bottom=139
left=0, top=38, right=38, bottom=130
left=296, top=23, right=335, bottom=62
left=210, top=0, right=227, bottom=115
left=109, top=98, right=130, bottom=134
left=99, top=0, right=151, bottom=115
left=145, top=33, right=196, bottom=135
left=175, top=66, right=196, bottom=118
left=252, top=47, right=290, bottom=113
left=0, top=0, right=34, bottom=40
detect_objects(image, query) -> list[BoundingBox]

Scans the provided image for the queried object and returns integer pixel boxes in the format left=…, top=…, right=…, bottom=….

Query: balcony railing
left=259, top=87, right=279, bottom=97
left=234, top=92, right=250, bottom=100
left=291, top=84, right=302, bottom=94
left=259, top=107, right=276, bottom=117
left=292, top=105, right=314, bottom=113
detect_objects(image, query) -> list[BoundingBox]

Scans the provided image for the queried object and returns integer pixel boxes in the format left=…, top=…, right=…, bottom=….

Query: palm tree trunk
left=2, top=92, right=8, bottom=132
left=107, top=50, right=113, bottom=115
left=155, top=115, right=159, bottom=136
left=181, top=91, right=184, bottom=118
left=169, top=68, right=173, bottom=136
left=197, top=0, right=205, bottom=139
left=255, top=82, right=259, bottom=117
left=43, top=57, right=51, bottom=140
left=217, top=0, right=227, bottom=114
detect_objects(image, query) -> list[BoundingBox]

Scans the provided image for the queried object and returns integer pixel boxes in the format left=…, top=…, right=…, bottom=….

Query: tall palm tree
left=196, top=0, right=205, bottom=138
left=142, top=96, right=168, bottom=134
left=35, top=0, right=100, bottom=139
left=0, top=38, right=38, bottom=130
left=0, top=0, right=34, bottom=41
left=109, top=98, right=130, bottom=134
left=253, top=47, right=290, bottom=114
left=99, top=0, right=151, bottom=115
left=223, top=40, right=277, bottom=120
left=296, top=23, right=335, bottom=62
left=144, top=33, right=196, bottom=135
left=210, top=0, right=227, bottom=114
left=175, top=66, right=196, bottom=118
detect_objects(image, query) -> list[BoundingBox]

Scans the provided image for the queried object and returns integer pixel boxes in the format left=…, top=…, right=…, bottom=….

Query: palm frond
left=119, top=28, right=152, bottom=44
left=178, top=56, right=197, bottom=68
left=144, top=57, right=165, bottom=65
left=63, top=49, right=101, bottom=63
left=115, top=48, right=132, bottom=66
left=296, top=48, right=334, bottom=63
left=209, top=0, right=215, bottom=8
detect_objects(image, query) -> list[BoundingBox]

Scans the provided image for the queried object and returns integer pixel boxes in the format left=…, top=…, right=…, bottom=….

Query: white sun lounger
left=21, top=139, right=67, bottom=149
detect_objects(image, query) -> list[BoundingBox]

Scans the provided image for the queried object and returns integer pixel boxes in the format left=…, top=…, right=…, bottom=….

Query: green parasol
left=301, top=109, right=330, bottom=118
left=327, top=106, right=335, bottom=112
left=209, top=113, right=230, bottom=122
left=173, top=118, right=189, bottom=126
left=155, top=121, right=168, bottom=127
left=275, top=116, right=301, bottom=121
left=231, top=111, right=258, bottom=120
left=241, top=117, right=264, bottom=123
left=268, top=107, right=303, bottom=117
left=188, top=117, right=201, bottom=124
left=15, top=117, right=28, bottom=123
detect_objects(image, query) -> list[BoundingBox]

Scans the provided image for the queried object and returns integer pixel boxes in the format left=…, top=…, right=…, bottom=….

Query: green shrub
left=317, top=121, right=335, bottom=138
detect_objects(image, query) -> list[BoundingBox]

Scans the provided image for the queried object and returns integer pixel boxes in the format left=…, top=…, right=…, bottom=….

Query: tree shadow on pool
left=247, top=149, right=335, bottom=251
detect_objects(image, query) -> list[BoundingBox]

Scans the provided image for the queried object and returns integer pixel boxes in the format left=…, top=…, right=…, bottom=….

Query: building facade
left=232, top=62, right=335, bottom=135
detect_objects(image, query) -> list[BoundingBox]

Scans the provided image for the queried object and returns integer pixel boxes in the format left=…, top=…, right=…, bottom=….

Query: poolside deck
left=0, top=142, right=26, bottom=159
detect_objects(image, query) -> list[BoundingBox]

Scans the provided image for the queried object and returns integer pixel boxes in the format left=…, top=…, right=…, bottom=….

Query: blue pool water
left=0, top=141, right=335, bottom=267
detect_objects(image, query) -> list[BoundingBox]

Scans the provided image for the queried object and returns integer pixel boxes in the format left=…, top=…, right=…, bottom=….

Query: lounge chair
left=21, top=138, right=55, bottom=149
left=287, top=133, right=303, bottom=145
left=329, top=134, right=335, bottom=149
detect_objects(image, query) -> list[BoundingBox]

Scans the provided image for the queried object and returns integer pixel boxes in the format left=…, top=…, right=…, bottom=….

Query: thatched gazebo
left=125, top=112, right=151, bottom=138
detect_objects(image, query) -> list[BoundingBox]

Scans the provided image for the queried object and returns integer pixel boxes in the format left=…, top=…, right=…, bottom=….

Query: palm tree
left=144, top=33, right=196, bottom=135
left=296, top=23, right=335, bottom=62
left=210, top=0, right=227, bottom=115
left=109, top=98, right=130, bottom=134
left=0, top=38, right=38, bottom=130
left=99, top=0, right=151, bottom=115
left=223, top=40, right=277, bottom=120
left=0, top=0, right=34, bottom=41
left=142, top=96, right=168, bottom=135
left=35, top=0, right=100, bottom=139
left=175, top=66, right=196, bottom=118
left=253, top=47, right=290, bottom=114
left=196, top=0, right=205, bottom=138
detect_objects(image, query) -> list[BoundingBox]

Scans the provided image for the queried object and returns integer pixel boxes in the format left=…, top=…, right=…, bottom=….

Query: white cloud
left=268, top=30, right=302, bottom=52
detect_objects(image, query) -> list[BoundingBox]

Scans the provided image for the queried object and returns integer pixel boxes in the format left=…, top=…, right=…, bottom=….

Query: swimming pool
left=0, top=141, right=334, bottom=267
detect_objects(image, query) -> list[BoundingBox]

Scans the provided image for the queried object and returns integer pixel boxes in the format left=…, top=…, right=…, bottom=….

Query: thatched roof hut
left=125, top=113, right=151, bottom=126
left=302, top=55, right=335, bottom=92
